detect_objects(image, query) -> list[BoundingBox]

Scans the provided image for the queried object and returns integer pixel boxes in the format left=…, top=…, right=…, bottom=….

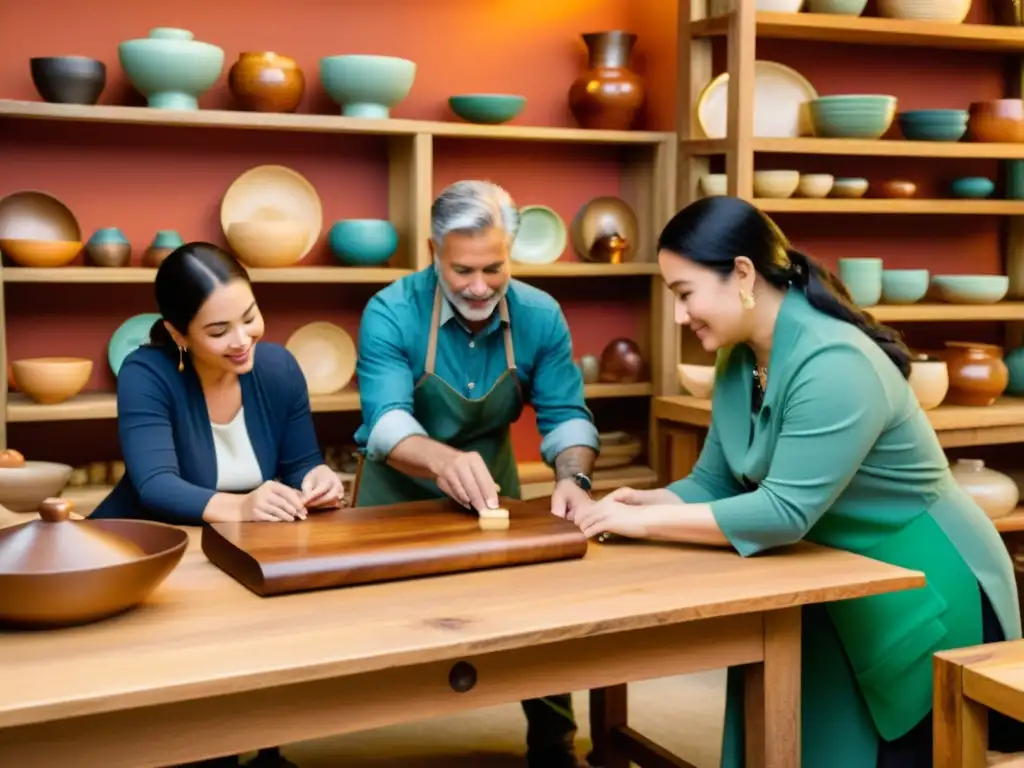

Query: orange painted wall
left=0, top=0, right=675, bottom=465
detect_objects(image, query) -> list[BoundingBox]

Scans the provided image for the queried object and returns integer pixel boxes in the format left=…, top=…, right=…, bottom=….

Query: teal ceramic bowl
left=329, top=219, right=399, bottom=266
left=881, top=269, right=929, bottom=304
left=319, top=56, right=416, bottom=119
left=118, top=28, right=224, bottom=110
left=809, top=95, right=897, bottom=139
left=151, top=229, right=183, bottom=248
left=932, top=275, right=1008, bottom=304
left=950, top=177, right=995, bottom=199
left=897, top=110, right=968, bottom=141
left=449, top=94, right=526, bottom=125
left=87, top=227, right=128, bottom=246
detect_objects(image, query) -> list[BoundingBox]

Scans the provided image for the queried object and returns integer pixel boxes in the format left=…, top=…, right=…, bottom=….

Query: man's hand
left=435, top=450, right=500, bottom=513
left=550, top=478, right=592, bottom=522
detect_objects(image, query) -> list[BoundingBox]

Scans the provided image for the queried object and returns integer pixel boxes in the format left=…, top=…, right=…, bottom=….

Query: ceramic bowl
left=570, top=196, right=639, bottom=263
left=328, top=219, right=400, bottom=267
left=30, top=56, right=106, bottom=105
left=0, top=238, right=81, bottom=267
left=599, top=338, right=644, bottom=383
left=699, top=174, right=728, bottom=197
left=932, top=275, right=1009, bottom=304
left=878, top=0, right=971, bottom=22
left=118, top=28, right=224, bottom=110
left=285, top=322, right=357, bottom=396
left=0, top=191, right=81, bottom=242
left=796, top=174, right=834, bottom=198
left=809, top=95, right=897, bottom=139
left=595, top=431, right=643, bottom=470
left=908, top=357, right=949, bottom=411
left=753, top=170, right=800, bottom=199
left=806, top=0, right=868, bottom=13
left=950, top=177, right=995, bottom=199
left=11, top=357, right=93, bottom=405
left=830, top=178, right=870, bottom=198
left=448, top=94, right=526, bottom=125
left=880, top=180, right=917, bottom=198
left=0, top=462, right=73, bottom=513
left=226, top=219, right=308, bottom=268
left=968, top=100, right=1024, bottom=143
left=677, top=364, right=715, bottom=398
left=897, top=109, right=968, bottom=142
left=85, top=228, right=131, bottom=267
left=881, top=269, right=929, bottom=304
left=509, top=207, right=566, bottom=265
left=320, top=55, right=416, bottom=119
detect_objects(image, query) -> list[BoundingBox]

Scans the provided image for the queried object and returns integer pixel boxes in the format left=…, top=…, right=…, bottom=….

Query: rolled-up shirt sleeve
left=356, top=296, right=428, bottom=460
left=531, top=308, right=600, bottom=465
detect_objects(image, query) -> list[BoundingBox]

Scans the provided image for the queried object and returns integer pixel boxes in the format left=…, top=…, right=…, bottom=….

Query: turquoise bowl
left=151, top=229, right=184, bottom=248
left=809, top=95, right=897, bottom=139
left=320, top=56, right=416, bottom=119
left=897, top=110, right=967, bottom=141
left=932, top=275, right=1008, bottom=304
left=449, top=94, right=526, bottom=125
left=329, top=219, right=399, bottom=266
left=87, top=227, right=128, bottom=246
left=950, top=177, right=995, bottom=199
left=118, top=28, right=224, bottom=110
left=881, top=269, right=929, bottom=304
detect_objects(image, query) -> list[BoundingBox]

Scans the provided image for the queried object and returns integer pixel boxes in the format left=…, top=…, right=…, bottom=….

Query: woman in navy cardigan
left=92, top=242, right=342, bottom=768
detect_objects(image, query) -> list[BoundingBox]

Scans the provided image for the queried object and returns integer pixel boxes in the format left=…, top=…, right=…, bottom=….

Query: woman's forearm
left=644, top=503, right=733, bottom=548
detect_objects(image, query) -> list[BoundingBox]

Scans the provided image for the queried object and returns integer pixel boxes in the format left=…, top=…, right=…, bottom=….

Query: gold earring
left=740, top=290, right=756, bottom=310
left=177, top=346, right=186, bottom=372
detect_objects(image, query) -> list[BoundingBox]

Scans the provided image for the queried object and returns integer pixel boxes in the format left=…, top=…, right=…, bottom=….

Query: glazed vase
left=118, top=27, right=224, bottom=110
left=143, top=230, right=184, bottom=268
left=228, top=52, right=305, bottom=113
left=568, top=31, right=645, bottom=131
left=941, top=341, right=1009, bottom=406
left=950, top=458, right=1019, bottom=520
left=85, top=227, right=131, bottom=267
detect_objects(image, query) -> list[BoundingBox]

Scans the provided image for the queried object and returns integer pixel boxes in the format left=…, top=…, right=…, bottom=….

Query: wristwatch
left=572, top=472, right=592, bottom=493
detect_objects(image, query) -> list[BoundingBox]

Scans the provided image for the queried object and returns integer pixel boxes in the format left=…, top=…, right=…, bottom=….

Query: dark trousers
left=523, top=693, right=579, bottom=767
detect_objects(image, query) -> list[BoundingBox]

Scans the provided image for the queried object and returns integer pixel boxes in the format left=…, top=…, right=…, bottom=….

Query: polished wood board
left=201, top=497, right=588, bottom=596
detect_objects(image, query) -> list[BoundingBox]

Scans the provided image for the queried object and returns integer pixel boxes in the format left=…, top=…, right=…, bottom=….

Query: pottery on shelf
left=228, top=52, right=305, bottom=113
left=143, top=229, right=184, bottom=267
left=226, top=217, right=308, bottom=269
left=568, top=31, right=645, bottom=131
left=11, top=357, right=92, bottom=405
left=577, top=354, right=600, bottom=384
left=329, top=219, right=399, bottom=267
left=880, top=180, right=917, bottom=198
left=30, top=56, right=106, bottom=105
left=570, top=196, right=639, bottom=263
left=968, top=100, right=1024, bottom=143
left=0, top=460, right=73, bottom=513
left=598, top=338, right=645, bottom=383
left=118, top=27, right=225, bottom=110
left=950, top=459, right=1019, bottom=520
left=448, top=94, right=526, bottom=125
left=1006, top=346, right=1024, bottom=395
left=85, top=227, right=131, bottom=267
left=940, top=341, right=1009, bottom=407
left=0, top=190, right=81, bottom=242
left=907, top=355, right=948, bottom=410
left=319, top=55, right=416, bottom=119
left=678, top=364, right=715, bottom=399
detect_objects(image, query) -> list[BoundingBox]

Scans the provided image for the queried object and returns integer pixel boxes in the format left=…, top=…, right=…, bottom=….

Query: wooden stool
left=935, top=640, right=1024, bottom=768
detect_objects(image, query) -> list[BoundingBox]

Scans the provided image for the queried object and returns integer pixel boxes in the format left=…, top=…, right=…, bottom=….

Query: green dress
left=668, top=289, right=1021, bottom=767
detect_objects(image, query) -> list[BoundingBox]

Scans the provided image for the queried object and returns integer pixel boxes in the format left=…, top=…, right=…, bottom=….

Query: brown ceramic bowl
left=598, top=338, right=645, bottom=383
left=968, top=100, right=1024, bottom=143
left=570, top=196, right=640, bottom=263
left=0, top=461, right=73, bottom=513
left=0, top=238, right=82, bottom=267
left=11, top=356, right=92, bottom=404
left=880, top=180, right=917, bottom=198
left=0, top=190, right=81, bottom=242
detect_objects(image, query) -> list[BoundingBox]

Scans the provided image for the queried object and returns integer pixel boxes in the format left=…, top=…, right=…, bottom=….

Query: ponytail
left=785, top=248, right=912, bottom=379
left=148, top=318, right=176, bottom=347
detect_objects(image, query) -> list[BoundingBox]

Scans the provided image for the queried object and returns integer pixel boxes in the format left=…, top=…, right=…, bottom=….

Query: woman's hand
left=242, top=480, right=307, bottom=522
left=300, top=464, right=345, bottom=509
left=602, top=486, right=683, bottom=507
left=573, top=496, right=664, bottom=539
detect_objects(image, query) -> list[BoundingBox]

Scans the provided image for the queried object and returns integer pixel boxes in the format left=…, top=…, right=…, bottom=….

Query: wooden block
left=478, top=506, right=510, bottom=520
left=478, top=517, right=511, bottom=532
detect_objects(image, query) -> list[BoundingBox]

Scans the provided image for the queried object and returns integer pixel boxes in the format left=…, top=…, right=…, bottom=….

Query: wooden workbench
left=0, top=524, right=922, bottom=768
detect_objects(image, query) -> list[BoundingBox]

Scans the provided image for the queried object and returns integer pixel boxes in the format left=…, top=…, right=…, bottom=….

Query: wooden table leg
left=744, top=608, right=801, bottom=768
left=934, top=653, right=989, bottom=768
left=589, top=685, right=629, bottom=768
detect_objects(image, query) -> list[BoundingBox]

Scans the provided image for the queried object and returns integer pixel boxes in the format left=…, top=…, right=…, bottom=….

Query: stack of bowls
left=897, top=110, right=968, bottom=141
left=809, top=95, right=897, bottom=139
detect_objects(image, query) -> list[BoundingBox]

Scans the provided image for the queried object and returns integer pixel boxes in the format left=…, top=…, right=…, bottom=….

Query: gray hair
left=430, top=180, right=519, bottom=245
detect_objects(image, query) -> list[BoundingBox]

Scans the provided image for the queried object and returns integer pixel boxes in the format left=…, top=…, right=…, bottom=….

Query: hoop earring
left=740, top=290, right=756, bottom=311
left=177, top=346, right=186, bottom=372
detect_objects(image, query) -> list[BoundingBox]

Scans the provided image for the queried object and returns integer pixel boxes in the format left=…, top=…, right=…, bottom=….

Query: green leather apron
left=355, top=284, right=523, bottom=507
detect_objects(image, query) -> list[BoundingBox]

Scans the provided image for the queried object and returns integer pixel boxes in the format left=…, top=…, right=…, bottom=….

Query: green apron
left=354, top=285, right=577, bottom=764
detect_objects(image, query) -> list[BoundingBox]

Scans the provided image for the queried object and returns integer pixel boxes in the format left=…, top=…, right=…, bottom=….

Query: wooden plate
left=220, top=165, right=322, bottom=260
left=697, top=60, right=817, bottom=139
left=285, top=321, right=356, bottom=396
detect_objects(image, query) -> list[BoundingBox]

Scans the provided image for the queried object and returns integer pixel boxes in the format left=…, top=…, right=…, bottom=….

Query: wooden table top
left=0, top=526, right=924, bottom=730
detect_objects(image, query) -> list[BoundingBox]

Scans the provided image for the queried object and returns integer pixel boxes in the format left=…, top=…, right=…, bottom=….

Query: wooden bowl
left=0, top=238, right=82, bottom=267
left=285, top=322, right=357, bottom=395
left=968, top=100, right=1024, bottom=143
left=11, top=356, right=93, bottom=404
left=570, top=196, right=639, bottom=263
left=677, top=363, right=715, bottom=398
left=0, top=499, right=188, bottom=628
left=595, top=431, right=642, bottom=469
left=880, top=179, right=917, bottom=198
left=0, top=462, right=73, bottom=512
left=226, top=219, right=309, bottom=268
left=0, top=191, right=81, bottom=242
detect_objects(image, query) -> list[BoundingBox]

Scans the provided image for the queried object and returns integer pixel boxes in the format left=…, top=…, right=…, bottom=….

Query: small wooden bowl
left=0, top=238, right=81, bottom=267
left=968, top=99, right=1024, bottom=143
left=11, top=356, right=92, bottom=404
left=880, top=180, right=917, bottom=198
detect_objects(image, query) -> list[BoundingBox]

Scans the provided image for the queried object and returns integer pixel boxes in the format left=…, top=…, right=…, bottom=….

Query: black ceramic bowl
left=30, top=56, right=106, bottom=105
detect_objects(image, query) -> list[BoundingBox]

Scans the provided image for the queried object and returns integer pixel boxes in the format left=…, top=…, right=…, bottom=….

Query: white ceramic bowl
left=753, top=170, right=800, bottom=199
left=831, top=178, right=870, bottom=199
left=797, top=174, right=835, bottom=198
left=677, top=364, right=715, bottom=399
left=699, top=174, right=728, bottom=197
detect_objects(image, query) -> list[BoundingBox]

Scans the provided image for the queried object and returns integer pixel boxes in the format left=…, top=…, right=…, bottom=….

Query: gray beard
left=434, top=258, right=506, bottom=323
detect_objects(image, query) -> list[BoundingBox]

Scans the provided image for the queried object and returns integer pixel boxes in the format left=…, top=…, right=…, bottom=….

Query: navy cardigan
left=91, top=342, right=324, bottom=525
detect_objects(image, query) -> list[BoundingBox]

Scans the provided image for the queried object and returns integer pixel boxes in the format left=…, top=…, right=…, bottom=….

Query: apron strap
left=425, top=285, right=444, bottom=376
left=499, top=297, right=515, bottom=371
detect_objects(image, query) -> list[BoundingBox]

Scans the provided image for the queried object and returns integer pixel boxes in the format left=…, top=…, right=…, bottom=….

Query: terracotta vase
left=950, top=459, right=1019, bottom=520
left=228, top=52, right=305, bottom=113
left=941, top=341, right=1009, bottom=406
left=568, top=31, right=645, bottom=131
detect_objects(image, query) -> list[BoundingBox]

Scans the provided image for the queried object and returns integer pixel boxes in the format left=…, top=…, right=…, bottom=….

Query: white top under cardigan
left=210, top=408, right=263, bottom=492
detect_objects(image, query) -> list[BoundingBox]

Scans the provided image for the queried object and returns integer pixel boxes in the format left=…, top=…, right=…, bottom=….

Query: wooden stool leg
left=588, top=685, right=628, bottom=768
left=934, top=654, right=988, bottom=768
left=744, top=608, right=801, bottom=768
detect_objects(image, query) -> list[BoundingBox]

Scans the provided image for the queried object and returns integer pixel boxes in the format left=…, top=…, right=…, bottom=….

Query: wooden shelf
left=994, top=510, right=1024, bottom=534
left=868, top=303, right=1024, bottom=323
left=684, top=137, right=1024, bottom=160
left=2, top=266, right=413, bottom=284
left=756, top=199, right=1024, bottom=215
left=689, top=12, right=1024, bottom=52
left=7, top=383, right=654, bottom=423
left=0, top=100, right=673, bottom=146
left=511, top=262, right=660, bottom=277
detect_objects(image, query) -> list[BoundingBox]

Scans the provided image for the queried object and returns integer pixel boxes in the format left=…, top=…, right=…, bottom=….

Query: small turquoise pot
left=85, top=227, right=131, bottom=267
left=151, top=229, right=184, bottom=248
left=329, top=219, right=399, bottom=266
left=449, top=94, right=526, bottom=125
left=87, top=227, right=129, bottom=246
left=838, top=257, right=883, bottom=307
left=950, top=177, right=995, bottom=199
left=881, top=269, right=929, bottom=305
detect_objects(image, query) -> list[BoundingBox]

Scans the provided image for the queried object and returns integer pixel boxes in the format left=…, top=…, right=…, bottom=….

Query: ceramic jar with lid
left=941, top=341, right=1008, bottom=406
left=950, top=459, right=1019, bottom=520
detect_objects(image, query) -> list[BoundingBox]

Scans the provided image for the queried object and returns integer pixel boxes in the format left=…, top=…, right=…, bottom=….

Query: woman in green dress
left=570, top=195, right=1024, bottom=767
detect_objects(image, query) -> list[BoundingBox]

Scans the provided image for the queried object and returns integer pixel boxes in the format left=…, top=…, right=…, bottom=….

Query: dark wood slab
left=201, top=497, right=588, bottom=596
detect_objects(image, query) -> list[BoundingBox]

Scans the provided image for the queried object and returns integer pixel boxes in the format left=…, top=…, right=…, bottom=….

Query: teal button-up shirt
left=354, top=266, right=599, bottom=465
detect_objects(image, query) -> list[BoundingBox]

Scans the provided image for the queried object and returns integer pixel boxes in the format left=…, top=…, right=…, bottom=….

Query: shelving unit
left=0, top=99, right=679, bottom=499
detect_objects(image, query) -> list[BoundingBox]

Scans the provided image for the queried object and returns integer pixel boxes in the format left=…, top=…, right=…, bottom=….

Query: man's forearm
left=554, top=445, right=597, bottom=481
left=387, top=435, right=459, bottom=479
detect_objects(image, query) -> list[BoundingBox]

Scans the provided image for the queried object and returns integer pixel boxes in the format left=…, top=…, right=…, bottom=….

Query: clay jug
left=941, top=341, right=1008, bottom=406
left=950, top=459, right=1019, bottom=520
left=568, top=31, right=645, bottom=131
left=228, top=52, right=305, bottom=113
